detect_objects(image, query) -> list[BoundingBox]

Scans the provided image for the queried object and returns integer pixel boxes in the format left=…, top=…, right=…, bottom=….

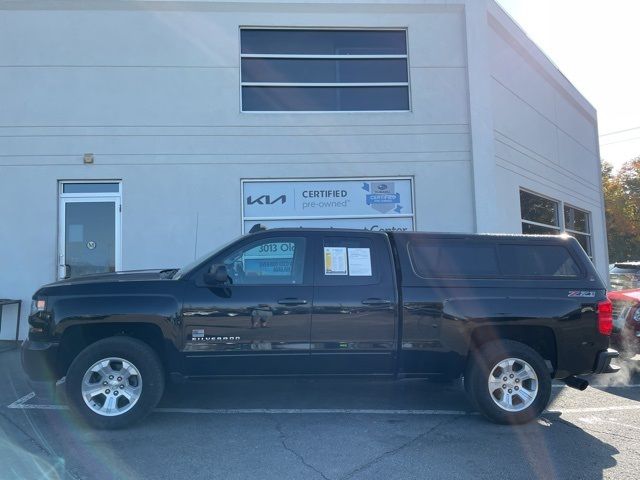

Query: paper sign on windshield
left=324, top=247, right=348, bottom=275
left=347, top=248, right=372, bottom=276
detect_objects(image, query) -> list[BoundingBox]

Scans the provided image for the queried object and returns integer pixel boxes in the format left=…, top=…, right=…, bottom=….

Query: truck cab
left=179, top=229, right=398, bottom=377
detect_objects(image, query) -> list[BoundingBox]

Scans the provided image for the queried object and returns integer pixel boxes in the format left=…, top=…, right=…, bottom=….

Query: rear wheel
left=465, top=340, right=551, bottom=424
left=65, top=337, right=164, bottom=429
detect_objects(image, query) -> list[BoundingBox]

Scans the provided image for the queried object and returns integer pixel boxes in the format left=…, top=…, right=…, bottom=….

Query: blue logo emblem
left=362, top=182, right=402, bottom=214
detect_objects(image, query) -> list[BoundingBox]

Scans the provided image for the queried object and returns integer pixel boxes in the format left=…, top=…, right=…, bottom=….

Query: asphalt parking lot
left=1, top=347, right=639, bottom=480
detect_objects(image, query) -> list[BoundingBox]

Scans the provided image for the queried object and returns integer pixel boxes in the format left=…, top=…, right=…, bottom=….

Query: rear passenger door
left=310, top=233, right=397, bottom=374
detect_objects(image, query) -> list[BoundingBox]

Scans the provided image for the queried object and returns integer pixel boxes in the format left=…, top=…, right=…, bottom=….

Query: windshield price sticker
left=324, top=247, right=373, bottom=276
left=347, top=248, right=372, bottom=276
left=324, top=247, right=348, bottom=275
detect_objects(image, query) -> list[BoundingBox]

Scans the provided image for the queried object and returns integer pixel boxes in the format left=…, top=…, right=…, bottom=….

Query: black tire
left=464, top=340, right=551, bottom=425
left=65, top=336, right=165, bottom=429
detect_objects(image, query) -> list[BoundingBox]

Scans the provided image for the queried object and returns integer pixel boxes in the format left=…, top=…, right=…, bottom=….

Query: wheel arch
left=57, top=322, right=171, bottom=379
left=467, top=324, right=558, bottom=375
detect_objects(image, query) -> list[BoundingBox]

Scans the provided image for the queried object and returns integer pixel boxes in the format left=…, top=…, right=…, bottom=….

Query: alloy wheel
left=487, top=357, right=538, bottom=412
left=81, top=357, right=143, bottom=416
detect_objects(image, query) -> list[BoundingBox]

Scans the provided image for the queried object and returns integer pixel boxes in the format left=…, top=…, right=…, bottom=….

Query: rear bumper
left=21, top=340, right=60, bottom=382
left=593, top=348, right=620, bottom=374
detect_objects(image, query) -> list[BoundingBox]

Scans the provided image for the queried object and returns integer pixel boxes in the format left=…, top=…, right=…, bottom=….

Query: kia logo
left=247, top=194, right=287, bottom=205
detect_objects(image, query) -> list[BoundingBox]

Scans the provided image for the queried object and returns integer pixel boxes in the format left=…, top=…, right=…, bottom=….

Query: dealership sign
left=242, top=178, right=414, bottom=233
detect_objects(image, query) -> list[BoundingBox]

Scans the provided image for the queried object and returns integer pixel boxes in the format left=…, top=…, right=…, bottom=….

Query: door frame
left=309, top=231, right=398, bottom=374
left=58, top=181, right=122, bottom=279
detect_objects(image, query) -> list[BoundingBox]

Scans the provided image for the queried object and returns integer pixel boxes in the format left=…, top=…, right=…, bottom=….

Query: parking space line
left=552, top=383, right=640, bottom=389
left=6, top=399, right=469, bottom=415
left=547, top=405, right=640, bottom=414
left=6, top=392, right=640, bottom=416
left=7, top=392, right=36, bottom=409
left=8, top=403, right=68, bottom=410
left=7, top=403, right=640, bottom=415
left=155, top=407, right=472, bottom=415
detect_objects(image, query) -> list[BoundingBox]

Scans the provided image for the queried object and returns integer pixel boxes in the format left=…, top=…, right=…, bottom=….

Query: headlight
left=30, top=298, right=46, bottom=315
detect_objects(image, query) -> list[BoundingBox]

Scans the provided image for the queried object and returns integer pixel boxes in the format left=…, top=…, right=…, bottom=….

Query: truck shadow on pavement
left=1, top=377, right=624, bottom=480
left=0, top=347, right=628, bottom=480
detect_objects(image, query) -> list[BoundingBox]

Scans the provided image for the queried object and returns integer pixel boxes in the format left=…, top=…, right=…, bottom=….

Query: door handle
left=362, top=298, right=391, bottom=305
left=277, top=298, right=308, bottom=306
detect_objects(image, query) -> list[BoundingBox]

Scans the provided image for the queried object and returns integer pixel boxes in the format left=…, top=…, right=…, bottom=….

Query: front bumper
left=21, top=339, right=59, bottom=381
left=593, top=348, right=620, bottom=374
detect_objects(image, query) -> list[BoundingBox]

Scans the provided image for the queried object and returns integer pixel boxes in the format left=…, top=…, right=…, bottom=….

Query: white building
left=0, top=0, right=606, bottom=339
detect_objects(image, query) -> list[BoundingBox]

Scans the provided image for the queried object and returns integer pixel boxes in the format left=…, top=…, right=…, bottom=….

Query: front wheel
left=65, top=337, right=165, bottom=429
left=464, top=340, right=551, bottom=424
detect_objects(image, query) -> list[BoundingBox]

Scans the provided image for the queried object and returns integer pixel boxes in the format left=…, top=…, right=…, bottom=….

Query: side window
left=221, top=237, right=306, bottom=285
left=498, top=244, right=582, bottom=278
left=317, top=237, right=383, bottom=285
left=408, top=241, right=499, bottom=278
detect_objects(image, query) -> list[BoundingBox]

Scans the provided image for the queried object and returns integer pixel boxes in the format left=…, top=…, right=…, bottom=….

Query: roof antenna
left=249, top=224, right=267, bottom=234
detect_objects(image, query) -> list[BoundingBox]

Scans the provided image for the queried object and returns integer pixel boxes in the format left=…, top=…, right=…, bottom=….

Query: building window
left=564, top=205, right=592, bottom=257
left=519, top=189, right=592, bottom=258
left=520, top=190, right=561, bottom=234
left=240, top=29, right=410, bottom=112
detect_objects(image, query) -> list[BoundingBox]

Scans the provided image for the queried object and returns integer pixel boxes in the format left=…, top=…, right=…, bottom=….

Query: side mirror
left=204, top=264, right=229, bottom=285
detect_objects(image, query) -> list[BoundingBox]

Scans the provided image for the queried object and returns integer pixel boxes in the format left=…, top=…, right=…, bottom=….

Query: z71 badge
left=568, top=291, right=596, bottom=298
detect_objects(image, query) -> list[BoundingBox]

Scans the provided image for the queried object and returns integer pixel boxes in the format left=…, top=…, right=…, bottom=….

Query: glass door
left=58, top=182, right=121, bottom=279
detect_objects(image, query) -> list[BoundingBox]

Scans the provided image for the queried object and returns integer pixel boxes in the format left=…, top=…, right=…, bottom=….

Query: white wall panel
left=491, top=79, right=559, bottom=164
left=489, top=27, right=556, bottom=123
left=488, top=13, right=605, bottom=278
left=0, top=133, right=471, bottom=157
left=0, top=11, right=239, bottom=67
left=554, top=92, right=599, bottom=155
left=410, top=67, right=469, bottom=124
left=556, top=130, right=601, bottom=187
left=0, top=67, right=240, bottom=126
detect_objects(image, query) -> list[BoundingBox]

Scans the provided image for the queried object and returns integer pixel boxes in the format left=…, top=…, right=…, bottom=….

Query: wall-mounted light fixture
left=83, top=153, right=94, bottom=164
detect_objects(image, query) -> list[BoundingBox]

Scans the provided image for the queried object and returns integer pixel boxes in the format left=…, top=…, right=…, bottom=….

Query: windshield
left=173, top=235, right=243, bottom=279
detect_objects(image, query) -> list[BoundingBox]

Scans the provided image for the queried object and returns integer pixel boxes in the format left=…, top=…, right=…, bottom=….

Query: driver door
left=181, top=233, right=313, bottom=376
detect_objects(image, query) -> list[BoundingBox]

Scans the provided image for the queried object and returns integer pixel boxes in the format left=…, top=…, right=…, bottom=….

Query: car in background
left=608, top=289, right=640, bottom=357
left=610, top=262, right=640, bottom=291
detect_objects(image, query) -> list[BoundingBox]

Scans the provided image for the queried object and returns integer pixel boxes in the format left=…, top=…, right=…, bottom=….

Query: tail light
left=598, top=300, right=613, bottom=335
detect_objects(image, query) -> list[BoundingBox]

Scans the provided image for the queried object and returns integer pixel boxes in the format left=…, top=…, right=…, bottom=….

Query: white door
left=58, top=182, right=122, bottom=279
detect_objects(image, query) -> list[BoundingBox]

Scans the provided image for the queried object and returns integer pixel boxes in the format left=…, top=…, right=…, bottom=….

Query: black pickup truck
left=22, top=229, right=619, bottom=428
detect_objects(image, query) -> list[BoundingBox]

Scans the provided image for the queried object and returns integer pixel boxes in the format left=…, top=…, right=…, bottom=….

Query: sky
left=496, top=0, right=640, bottom=169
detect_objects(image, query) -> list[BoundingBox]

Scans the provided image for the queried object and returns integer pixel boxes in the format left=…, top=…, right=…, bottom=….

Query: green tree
left=603, top=157, right=640, bottom=261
